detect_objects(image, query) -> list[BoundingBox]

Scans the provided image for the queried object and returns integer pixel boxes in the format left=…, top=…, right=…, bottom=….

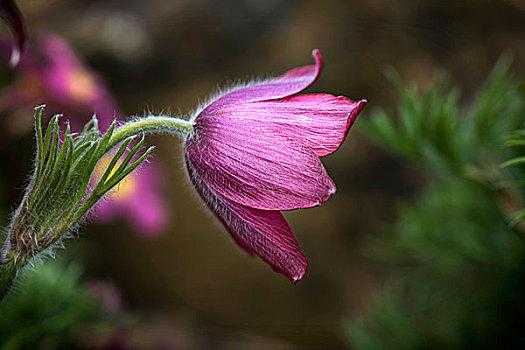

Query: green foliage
left=0, top=261, right=108, bottom=349
left=362, top=57, right=523, bottom=177
left=1, top=106, right=154, bottom=272
left=350, top=59, right=525, bottom=349
left=362, top=76, right=463, bottom=176
left=501, top=129, right=525, bottom=224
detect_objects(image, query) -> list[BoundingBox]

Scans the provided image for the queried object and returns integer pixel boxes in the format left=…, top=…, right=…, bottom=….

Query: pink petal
left=199, top=49, right=323, bottom=115
left=207, top=93, right=367, bottom=157
left=38, top=35, right=119, bottom=124
left=185, top=121, right=336, bottom=211
left=127, top=190, right=168, bottom=237
left=93, top=161, right=168, bottom=237
left=186, top=158, right=308, bottom=282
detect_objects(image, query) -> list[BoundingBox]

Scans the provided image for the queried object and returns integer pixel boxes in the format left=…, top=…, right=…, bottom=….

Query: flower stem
left=107, top=115, right=193, bottom=150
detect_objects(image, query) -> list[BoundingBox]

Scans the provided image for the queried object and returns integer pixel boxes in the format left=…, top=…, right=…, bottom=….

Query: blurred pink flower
left=92, top=154, right=168, bottom=235
left=185, top=49, right=367, bottom=282
left=87, top=280, right=123, bottom=314
left=0, top=33, right=117, bottom=130
left=0, top=33, right=168, bottom=237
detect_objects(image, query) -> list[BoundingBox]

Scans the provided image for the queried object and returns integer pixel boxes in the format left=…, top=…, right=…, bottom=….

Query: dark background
left=1, top=1, right=525, bottom=348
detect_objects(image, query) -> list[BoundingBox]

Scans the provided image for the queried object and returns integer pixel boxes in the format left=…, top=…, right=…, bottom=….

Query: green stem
left=107, top=115, right=194, bottom=151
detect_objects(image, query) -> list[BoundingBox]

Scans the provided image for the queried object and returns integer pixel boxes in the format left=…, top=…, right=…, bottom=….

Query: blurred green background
left=1, top=0, right=525, bottom=349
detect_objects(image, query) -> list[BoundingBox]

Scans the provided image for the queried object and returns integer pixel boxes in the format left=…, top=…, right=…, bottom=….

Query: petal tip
left=289, top=259, right=308, bottom=283
left=311, top=48, right=324, bottom=73
left=291, top=273, right=305, bottom=284
left=326, top=183, right=337, bottom=200
left=8, top=47, right=19, bottom=67
left=315, top=179, right=337, bottom=207
left=311, top=48, right=322, bottom=61
left=357, top=98, right=368, bottom=108
left=345, top=98, right=368, bottom=131
left=354, top=98, right=368, bottom=114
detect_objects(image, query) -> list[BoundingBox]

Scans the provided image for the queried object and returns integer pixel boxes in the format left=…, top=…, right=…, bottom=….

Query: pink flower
left=185, top=50, right=367, bottom=282
left=92, top=155, right=168, bottom=236
left=0, top=34, right=168, bottom=237
left=87, top=280, right=123, bottom=314
left=0, top=34, right=117, bottom=130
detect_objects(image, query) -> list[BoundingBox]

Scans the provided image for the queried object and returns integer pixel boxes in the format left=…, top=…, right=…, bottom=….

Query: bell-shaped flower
left=184, top=50, right=367, bottom=282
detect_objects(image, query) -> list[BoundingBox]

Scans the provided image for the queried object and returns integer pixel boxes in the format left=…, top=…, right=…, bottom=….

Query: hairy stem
left=107, top=115, right=193, bottom=150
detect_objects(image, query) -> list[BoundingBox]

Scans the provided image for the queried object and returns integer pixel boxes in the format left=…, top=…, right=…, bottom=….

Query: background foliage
left=0, top=261, right=116, bottom=349
left=350, top=60, right=525, bottom=349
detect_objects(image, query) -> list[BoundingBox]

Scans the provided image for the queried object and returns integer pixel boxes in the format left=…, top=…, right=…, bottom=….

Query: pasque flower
left=89, top=49, right=365, bottom=282
left=184, top=50, right=367, bottom=282
left=0, top=34, right=168, bottom=236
